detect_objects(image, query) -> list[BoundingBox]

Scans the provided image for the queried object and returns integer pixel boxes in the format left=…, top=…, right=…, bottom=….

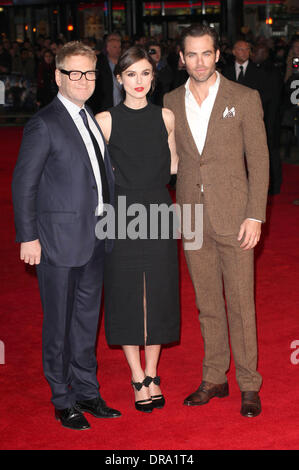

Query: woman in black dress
left=96, top=46, right=180, bottom=413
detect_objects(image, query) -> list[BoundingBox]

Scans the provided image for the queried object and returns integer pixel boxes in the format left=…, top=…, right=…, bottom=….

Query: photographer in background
left=282, top=55, right=299, bottom=167
left=285, top=37, right=299, bottom=82
left=252, top=44, right=283, bottom=195
left=285, top=57, right=299, bottom=206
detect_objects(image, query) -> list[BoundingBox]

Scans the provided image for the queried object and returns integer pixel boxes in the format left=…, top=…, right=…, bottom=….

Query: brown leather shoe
left=240, top=391, right=261, bottom=418
left=183, top=381, right=229, bottom=406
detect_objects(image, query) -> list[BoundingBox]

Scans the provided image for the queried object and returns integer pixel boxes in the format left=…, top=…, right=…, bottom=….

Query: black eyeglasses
left=59, top=69, right=98, bottom=81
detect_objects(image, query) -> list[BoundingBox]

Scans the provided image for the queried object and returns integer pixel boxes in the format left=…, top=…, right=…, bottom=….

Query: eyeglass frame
left=59, top=69, right=99, bottom=81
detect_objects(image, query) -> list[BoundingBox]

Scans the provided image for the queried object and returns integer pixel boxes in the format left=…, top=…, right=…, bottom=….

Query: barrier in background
left=0, top=74, right=37, bottom=112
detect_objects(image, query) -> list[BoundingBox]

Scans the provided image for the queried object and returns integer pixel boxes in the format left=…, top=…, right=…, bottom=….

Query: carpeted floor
left=1, top=127, right=299, bottom=450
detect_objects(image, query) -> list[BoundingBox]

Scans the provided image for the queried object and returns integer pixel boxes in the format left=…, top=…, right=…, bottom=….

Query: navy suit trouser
left=36, top=239, right=105, bottom=410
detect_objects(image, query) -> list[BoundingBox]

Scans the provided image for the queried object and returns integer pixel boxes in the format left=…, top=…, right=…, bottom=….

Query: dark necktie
left=79, top=108, right=110, bottom=205
left=238, top=65, right=244, bottom=82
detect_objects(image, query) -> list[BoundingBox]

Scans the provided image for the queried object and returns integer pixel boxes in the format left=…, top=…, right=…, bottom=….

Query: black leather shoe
left=75, top=396, right=121, bottom=418
left=55, top=406, right=91, bottom=430
left=240, top=391, right=261, bottom=418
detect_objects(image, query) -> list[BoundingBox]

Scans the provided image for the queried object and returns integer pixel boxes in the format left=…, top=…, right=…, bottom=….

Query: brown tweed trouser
left=184, top=196, right=262, bottom=392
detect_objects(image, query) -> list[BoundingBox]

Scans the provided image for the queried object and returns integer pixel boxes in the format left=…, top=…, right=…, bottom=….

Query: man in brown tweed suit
left=164, top=24, right=269, bottom=417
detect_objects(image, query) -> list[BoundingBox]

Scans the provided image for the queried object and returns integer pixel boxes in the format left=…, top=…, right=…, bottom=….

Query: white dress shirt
left=185, top=71, right=220, bottom=156
left=184, top=73, right=261, bottom=223
left=57, top=92, right=105, bottom=215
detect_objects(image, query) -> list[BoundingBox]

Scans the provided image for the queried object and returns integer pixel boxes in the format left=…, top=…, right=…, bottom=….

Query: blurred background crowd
left=1, top=30, right=299, bottom=194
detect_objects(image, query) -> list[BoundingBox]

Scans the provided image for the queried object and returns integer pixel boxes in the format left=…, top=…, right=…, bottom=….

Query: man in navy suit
left=223, top=40, right=281, bottom=194
left=222, top=40, right=268, bottom=105
left=12, top=42, right=121, bottom=430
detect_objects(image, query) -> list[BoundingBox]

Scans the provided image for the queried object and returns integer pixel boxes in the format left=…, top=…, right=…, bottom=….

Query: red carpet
left=1, top=127, right=299, bottom=450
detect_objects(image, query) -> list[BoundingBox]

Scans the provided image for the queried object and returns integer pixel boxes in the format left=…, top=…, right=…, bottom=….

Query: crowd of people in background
left=1, top=30, right=299, bottom=194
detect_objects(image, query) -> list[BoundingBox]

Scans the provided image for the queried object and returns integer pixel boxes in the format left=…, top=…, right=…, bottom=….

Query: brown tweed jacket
left=164, top=74, right=269, bottom=235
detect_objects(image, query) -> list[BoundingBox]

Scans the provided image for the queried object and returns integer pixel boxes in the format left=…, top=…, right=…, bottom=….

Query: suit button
left=92, top=185, right=96, bottom=190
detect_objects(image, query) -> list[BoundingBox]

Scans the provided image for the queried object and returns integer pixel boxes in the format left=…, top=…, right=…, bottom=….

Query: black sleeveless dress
left=104, top=101, right=180, bottom=345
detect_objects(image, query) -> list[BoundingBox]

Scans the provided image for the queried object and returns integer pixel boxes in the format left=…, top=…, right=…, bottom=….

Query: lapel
left=228, top=64, right=236, bottom=81
left=177, top=85, right=201, bottom=161
left=233, top=65, right=237, bottom=81
left=244, top=60, right=253, bottom=79
left=52, top=97, right=96, bottom=180
left=178, top=74, right=231, bottom=160
left=201, top=74, right=231, bottom=158
left=242, top=61, right=258, bottom=88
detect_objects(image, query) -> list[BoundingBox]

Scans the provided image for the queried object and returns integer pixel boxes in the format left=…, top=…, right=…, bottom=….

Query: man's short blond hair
left=55, top=41, right=97, bottom=69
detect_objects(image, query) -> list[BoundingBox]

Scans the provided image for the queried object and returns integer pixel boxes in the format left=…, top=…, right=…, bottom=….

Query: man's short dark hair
left=180, top=23, right=220, bottom=53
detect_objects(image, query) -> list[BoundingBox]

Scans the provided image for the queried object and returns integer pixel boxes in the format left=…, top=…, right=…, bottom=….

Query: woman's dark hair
left=180, top=23, right=220, bottom=54
left=114, top=45, right=156, bottom=77
left=114, top=46, right=156, bottom=94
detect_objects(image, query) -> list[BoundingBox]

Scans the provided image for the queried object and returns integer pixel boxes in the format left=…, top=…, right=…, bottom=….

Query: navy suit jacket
left=222, top=60, right=269, bottom=106
left=12, top=96, right=115, bottom=267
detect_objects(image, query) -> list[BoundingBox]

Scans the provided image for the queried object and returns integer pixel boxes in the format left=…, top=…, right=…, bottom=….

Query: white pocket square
left=223, top=106, right=235, bottom=118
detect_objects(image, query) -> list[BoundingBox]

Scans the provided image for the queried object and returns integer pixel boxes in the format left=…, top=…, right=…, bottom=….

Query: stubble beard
left=189, top=66, right=216, bottom=84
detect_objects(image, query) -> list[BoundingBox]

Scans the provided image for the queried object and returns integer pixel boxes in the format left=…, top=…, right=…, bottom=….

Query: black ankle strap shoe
left=131, top=377, right=154, bottom=413
left=145, top=376, right=165, bottom=409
